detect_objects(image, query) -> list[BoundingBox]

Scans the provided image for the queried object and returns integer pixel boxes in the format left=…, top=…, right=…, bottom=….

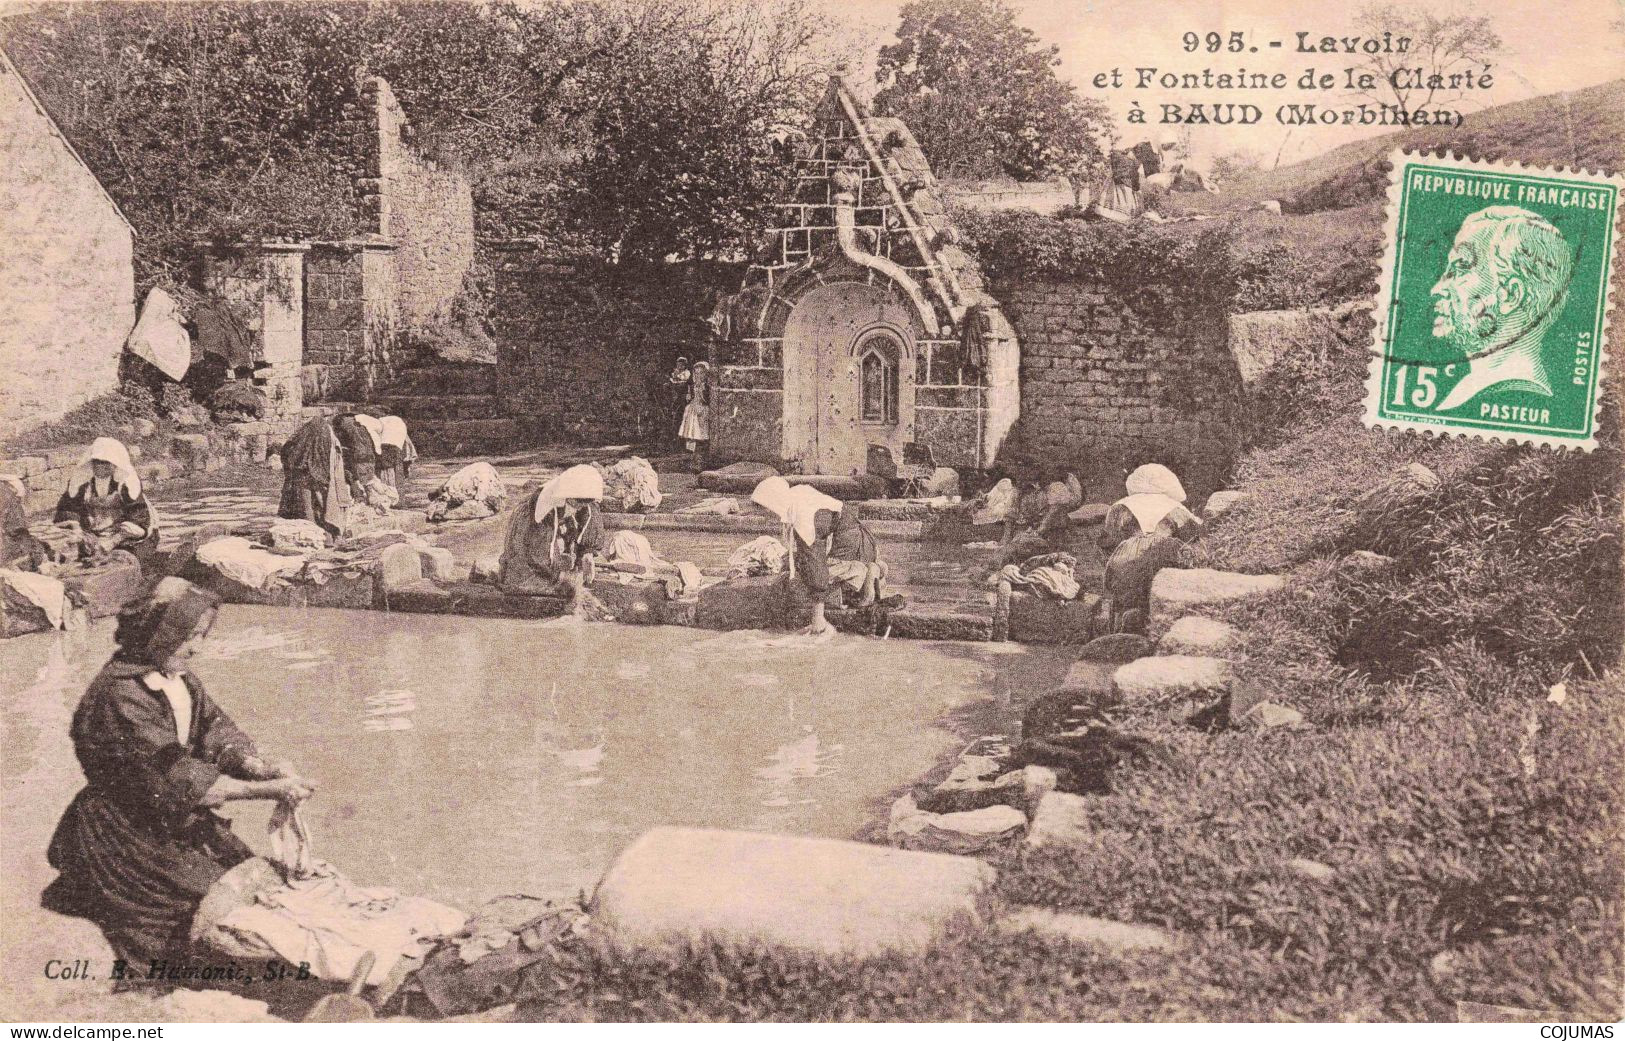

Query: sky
left=823, top=0, right=1625, bottom=168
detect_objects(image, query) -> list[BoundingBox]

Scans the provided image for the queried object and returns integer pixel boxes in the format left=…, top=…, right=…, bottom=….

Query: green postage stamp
left=1364, top=150, right=1622, bottom=450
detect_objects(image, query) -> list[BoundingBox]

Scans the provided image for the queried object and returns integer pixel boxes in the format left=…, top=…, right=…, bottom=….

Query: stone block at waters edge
left=888, top=794, right=1028, bottom=855
left=62, top=558, right=147, bottom=618
left=376, top=543, right=423, bottom=591
left=591, top=826, right=997, bottom=960
left=416, top=546, right=458, bottom=583
left=1157, top=616, right=1240, bottom=657
left=695, top=574, right=786, bottom=631
left=1148, top=568, right=1284, bottom=628
left=1201, top=490, right=1248, bottom=521
left=1007, top=591, right=1099, bottom=644
left=1113, top=655, right=1234, bottom=700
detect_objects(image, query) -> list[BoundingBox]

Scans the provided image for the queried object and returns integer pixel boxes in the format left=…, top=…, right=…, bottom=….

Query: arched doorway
left=782, top=282, right=918, bottom=474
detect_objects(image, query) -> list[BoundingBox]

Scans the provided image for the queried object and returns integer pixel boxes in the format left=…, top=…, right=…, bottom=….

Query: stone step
left=358, top=393, right=502, bottom=422
left=1148, top=568, right=1286, bottom=629
left=409, top=418, right=532, bottom=457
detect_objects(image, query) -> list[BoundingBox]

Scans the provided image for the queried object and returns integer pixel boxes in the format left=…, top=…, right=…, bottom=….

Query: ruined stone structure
left=303, top=76, right=475, bottom=401
left=0, top=51, right=135, bottom=441
left=712, top=77, right=1019, bottom=472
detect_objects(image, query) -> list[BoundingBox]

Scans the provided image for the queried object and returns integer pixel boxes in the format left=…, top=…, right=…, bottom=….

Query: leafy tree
left=873, top=0, right=1107, bottom=182
left=550, top=0, right=847, bottom=263
left=1348, top=4, right=1501, bottom=113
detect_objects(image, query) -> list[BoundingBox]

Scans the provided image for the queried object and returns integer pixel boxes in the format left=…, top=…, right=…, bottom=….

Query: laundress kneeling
left=497, top=465, right=606, bottom=600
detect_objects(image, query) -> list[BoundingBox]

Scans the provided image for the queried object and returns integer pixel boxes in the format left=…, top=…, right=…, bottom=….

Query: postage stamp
left=1364, top=150, right=1623, bottom=451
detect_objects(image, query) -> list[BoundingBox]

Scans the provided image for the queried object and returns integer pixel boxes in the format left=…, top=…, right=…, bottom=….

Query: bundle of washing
left=268, top=519, right=330, bottom=552
left=595, top=456, right=662, bottom=513
left=195, top=536, right=310, bottom=590
left=972, top=478, right=1017, bottom=526
left=600, top=530, right=706, bottom=598
left=426, top=462, right=508, bottom=523
left=193, top=805, right=466, bottom=989
left=726, top=535, right=788, bottom=577
left=992, top=551, right=1081, bottom=600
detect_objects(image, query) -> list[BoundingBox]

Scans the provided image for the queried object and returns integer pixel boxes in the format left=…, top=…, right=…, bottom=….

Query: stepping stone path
left=1202, top=490, right=1249, bottom=521
left=1157, top=616, right=1240, bottom=657
left=1025, top=791, right=1091, bottom=850
left=1113, top=655, right=1234, bottom=701
left=1075, top=632, right=1155, bottom=663
left=1148, top=568, right=1284, bottom=628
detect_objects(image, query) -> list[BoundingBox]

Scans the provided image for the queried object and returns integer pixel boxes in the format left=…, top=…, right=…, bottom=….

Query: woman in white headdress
left=751, top=476, right=886, bottom=635
left=376, top=416, right=418, bottom=493
left=53, top=438, right=158, bottom=568
left=497, top=465, right=607, bottom=599
left=1097, top=463, right=1203, bottom=553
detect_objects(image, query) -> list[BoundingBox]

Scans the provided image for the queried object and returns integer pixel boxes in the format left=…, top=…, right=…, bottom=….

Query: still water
left=1, top=606, right=1070, bottom=914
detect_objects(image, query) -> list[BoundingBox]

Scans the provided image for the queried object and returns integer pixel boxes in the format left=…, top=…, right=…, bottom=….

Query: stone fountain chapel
left=710, top=76, right=1020, bottom=475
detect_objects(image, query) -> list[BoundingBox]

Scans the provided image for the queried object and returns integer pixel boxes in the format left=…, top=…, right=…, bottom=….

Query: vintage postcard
left=0, top=0, right=1620, bottom=1029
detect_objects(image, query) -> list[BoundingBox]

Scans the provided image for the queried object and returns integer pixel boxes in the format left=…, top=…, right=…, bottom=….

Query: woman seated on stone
left=41, top=578, right=314, bottom=965
left=751, top=476, right=887, bottom=636
left=1098, top=463, right=1203, bottom=554
left=999, top=465, right=1083, bottom=566
left=497, top=464, right=606, bottom=601
left=53, top=438, right=158, bottom=569
left=376, top=416, right=417, bottom=493
left=277, top=416, right=348, bottom=535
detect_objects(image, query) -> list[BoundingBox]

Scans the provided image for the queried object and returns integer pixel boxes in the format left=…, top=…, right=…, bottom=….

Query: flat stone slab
left=1026, top=791, right=1092, bottom=850
left=698, top=471, right=870, bottom=498
left=1076, top=632, right=1154, bottom=663
left=998, top=907, right=1179, bottom=953
left=591, top=826, right=996, bottom=960
left=1149, top=568, right=1284, bottom=628
left=887, top=605, right=993, bottom=641
left=1113, top=655, right=1235, bottom=700
left=1157, top=616, right=1241, bottom=656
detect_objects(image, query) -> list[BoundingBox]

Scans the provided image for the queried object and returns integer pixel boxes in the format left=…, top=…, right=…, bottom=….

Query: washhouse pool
left=1, top=605, right=1073, bottom=917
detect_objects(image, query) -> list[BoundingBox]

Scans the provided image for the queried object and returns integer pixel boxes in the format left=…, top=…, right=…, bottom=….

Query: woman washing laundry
left=1098, top=463, right=1203, bottom=553
left=376, top=416, right=417, bottom=493
left=497, top=465, right=608, bottom=609
left=42, top=578, right=315, bottom=965
left=277, top=416, right=349, bottom=535
left=53, top=437, right=159, bottom=569
left=751, top=476, right=888, bottom=636
left=678, top=361, right=711, bottom=474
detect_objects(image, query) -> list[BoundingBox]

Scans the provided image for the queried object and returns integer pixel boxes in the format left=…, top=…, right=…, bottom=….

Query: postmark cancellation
left=1364, top=149, right=1623, bottom=451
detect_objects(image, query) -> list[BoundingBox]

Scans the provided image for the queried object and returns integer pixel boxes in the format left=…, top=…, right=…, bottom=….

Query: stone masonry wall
left=997, top=278, right=1242, bottom=499
left=0, top=56, right=135, bottom=442
left=490, top=244, right=737, bottom=443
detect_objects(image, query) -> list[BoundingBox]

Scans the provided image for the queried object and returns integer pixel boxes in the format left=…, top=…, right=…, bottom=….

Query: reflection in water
left=0, top=606, right=1073, bottom=912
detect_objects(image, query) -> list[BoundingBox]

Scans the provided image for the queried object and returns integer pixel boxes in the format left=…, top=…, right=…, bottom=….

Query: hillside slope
left=1231, top=78, right=1625, bottom=213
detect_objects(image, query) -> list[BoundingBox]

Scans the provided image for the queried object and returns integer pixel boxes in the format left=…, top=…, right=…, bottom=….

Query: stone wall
left=997, top=278, right=1242, bottom=499
left=306, top=76, right=473, bottom=398
left=0, top=55, right=135, bottom=442
left=489, top=245, right=736, bottom=443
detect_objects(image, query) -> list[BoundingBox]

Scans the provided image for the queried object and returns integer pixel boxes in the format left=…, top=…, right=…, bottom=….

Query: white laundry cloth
left=0, top=568, right=70, bottom=629
left=125, top=287, right=191, bottom=381
left=973, top=478, right=1017, bottom=526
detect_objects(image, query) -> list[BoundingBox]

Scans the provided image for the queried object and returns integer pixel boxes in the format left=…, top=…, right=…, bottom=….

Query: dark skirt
left=43, top=790, right=252, bottom=963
